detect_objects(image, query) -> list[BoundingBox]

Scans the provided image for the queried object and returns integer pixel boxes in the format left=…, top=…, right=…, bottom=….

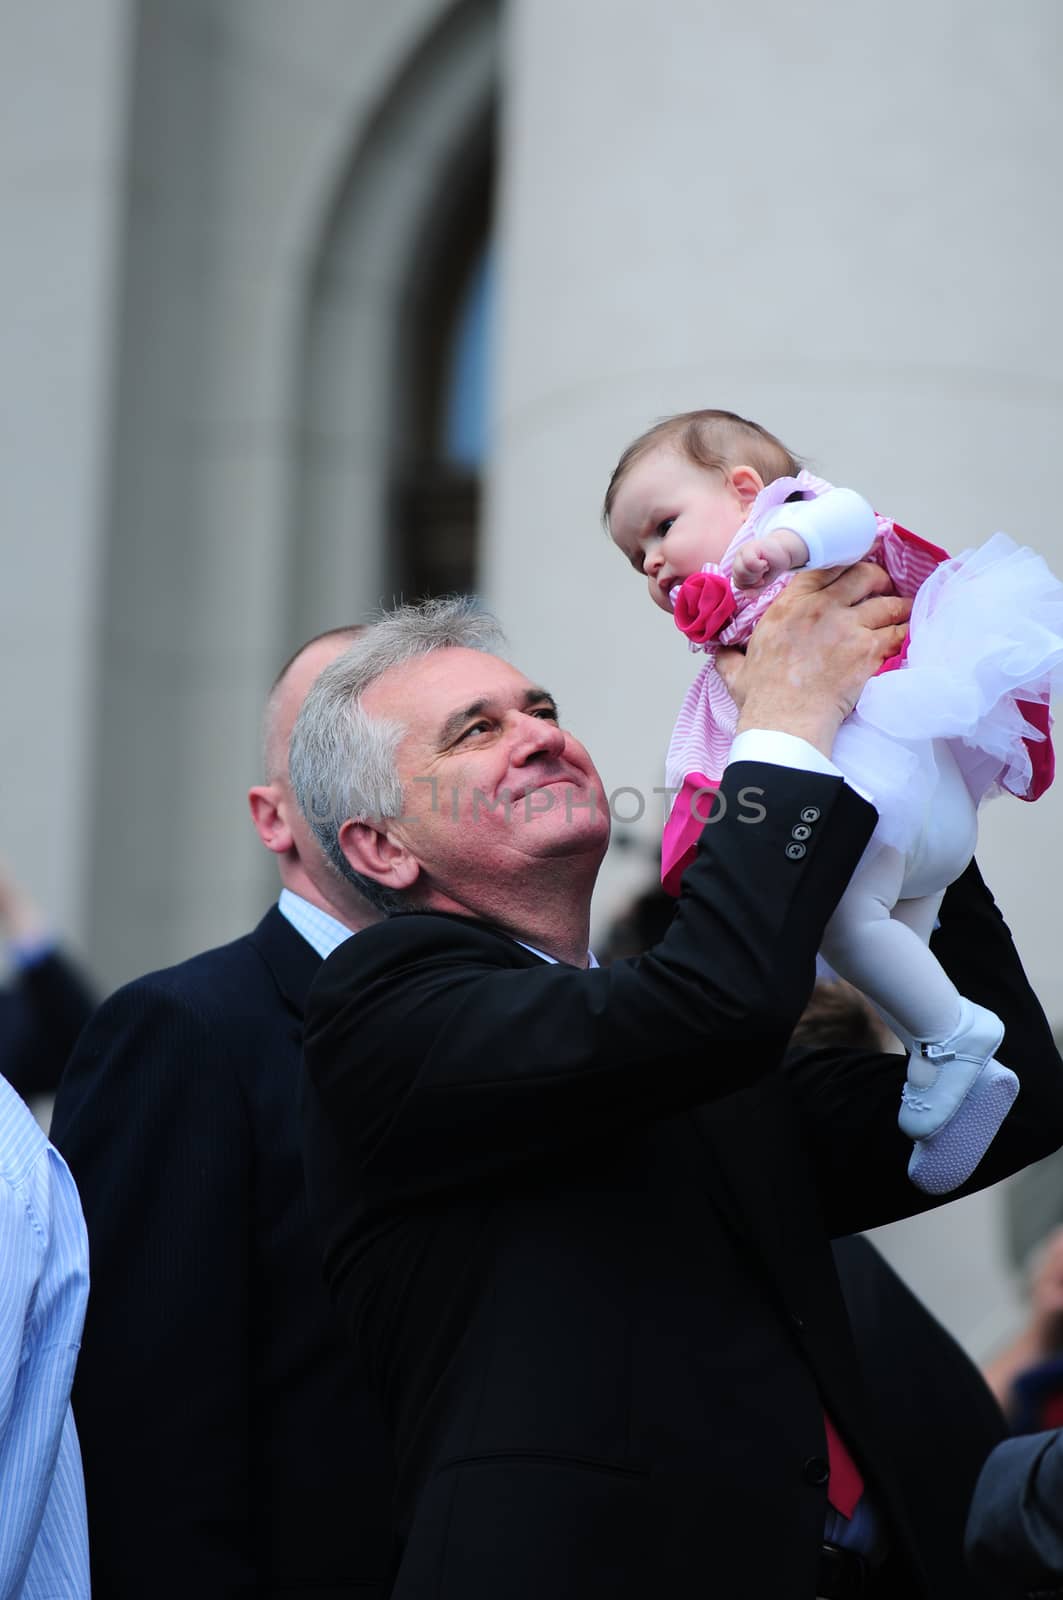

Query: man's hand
left=717, top=563, right=911, bottom=757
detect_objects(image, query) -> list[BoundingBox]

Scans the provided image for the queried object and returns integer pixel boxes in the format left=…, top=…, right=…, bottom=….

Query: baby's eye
left=656, top=517, right=675, bottom=537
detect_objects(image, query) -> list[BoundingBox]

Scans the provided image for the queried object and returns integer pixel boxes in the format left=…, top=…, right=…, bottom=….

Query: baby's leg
left=890, top=887, right=944, bottom=945
left=819, top=843, right=1017, bottom=1195
left=819, top=850, right=961, bottom=1043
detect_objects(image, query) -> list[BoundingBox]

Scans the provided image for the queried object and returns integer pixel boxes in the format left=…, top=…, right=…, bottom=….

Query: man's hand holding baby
left=720, top=563, right=912, bottom=756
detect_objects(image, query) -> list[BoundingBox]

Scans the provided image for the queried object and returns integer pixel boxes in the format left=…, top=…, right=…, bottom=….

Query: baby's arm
left=733, top=488, right=879, bottom=590
left=733, top=529, right=809, bottom=588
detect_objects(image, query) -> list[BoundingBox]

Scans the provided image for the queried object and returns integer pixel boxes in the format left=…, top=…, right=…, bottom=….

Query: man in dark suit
left=0, top=862, right=95, bottom=1101
left=50, top=628, right=396, bottom=1600
left=290, top=584, right=1063, bottom=1600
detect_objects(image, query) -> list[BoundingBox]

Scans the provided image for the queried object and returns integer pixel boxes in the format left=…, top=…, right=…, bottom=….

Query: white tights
left=820, top=844, right=962, bottom=1043
left=818, top=736, right=984, bottom=1044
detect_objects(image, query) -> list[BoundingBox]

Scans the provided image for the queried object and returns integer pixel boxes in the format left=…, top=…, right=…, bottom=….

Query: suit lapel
left=247, top=905, right=323, bottom=1018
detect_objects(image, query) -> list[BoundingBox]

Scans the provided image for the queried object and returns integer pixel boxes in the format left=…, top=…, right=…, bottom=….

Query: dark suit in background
left=966, top=1427, right=1063, bottom=1598
left=0, top=947, right=95, bottom=1100
left=51, top=908, right=395, bottom=1600
left=304, top=761, right=1063, bottom=1600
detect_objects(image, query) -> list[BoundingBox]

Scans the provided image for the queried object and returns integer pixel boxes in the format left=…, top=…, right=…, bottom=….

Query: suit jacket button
left=785, top=842, right=807, bottom=861
left=792, top=824, right=812, bottom=841
left=800, top=806, right=821, bottom=824
left=803, top=1455, right=830, bottom=1486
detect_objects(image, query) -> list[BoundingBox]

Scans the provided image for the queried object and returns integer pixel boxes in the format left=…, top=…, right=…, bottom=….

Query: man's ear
left=729, top=464, right=765, bottom=510
left=338, top=817, right=420, bottom=893
left=248, top=785, right=294, bottom=855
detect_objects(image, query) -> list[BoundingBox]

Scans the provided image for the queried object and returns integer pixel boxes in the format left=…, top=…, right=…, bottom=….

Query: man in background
left=0, top=860, right=95, bottom=1102
left=51, top=627, right=396, bottom=1600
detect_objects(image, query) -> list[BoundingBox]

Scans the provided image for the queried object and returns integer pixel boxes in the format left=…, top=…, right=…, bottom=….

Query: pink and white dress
left=661, top=471, right=1062, bottom=894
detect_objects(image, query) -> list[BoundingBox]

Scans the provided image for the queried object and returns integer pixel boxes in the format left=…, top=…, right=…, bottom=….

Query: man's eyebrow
left=436, top=700, right=489, bottom=748
left=523, top=687, right=558, bottom=716
left=435, top=688, right=559, bottom=748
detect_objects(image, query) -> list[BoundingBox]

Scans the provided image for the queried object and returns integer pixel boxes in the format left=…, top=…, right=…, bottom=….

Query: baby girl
left=605, top=408, right=1063, bottom=1194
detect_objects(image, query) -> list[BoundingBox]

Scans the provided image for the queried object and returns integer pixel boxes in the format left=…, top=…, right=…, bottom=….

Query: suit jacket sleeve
left=49, top=981, right=255, bottom=1596
left=966, top=1428, right=1063, bottom=1597
left=305, top=761, right=876, bottom=1197
left=783, top=858, right=1063, bottom=1236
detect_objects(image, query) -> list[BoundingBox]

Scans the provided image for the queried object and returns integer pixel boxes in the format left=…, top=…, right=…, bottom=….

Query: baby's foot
left=907, top=1059, right=1019, bottom=1195
left=898, top=999, right=1005, bottom=1141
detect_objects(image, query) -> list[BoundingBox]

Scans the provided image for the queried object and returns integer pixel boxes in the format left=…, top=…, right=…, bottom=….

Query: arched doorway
left=291, top=0, right=500, bottom=641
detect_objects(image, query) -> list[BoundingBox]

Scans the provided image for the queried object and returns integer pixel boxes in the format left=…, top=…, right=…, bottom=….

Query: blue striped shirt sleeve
left=0, top=1078, right=90, bottom=1598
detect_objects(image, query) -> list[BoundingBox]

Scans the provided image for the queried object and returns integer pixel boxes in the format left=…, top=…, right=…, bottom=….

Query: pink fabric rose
left=673, top=571, right=736, bottom=644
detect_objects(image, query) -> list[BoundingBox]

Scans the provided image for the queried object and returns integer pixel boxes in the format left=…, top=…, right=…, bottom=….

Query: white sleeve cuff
left=759, top=487, right=878, bottom=570
left=727, top=729, right=844, bottom=780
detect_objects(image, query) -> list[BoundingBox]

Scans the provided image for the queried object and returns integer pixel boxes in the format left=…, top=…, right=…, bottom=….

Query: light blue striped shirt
left=0, top=1074, right=90, bottom=1599
left=277, top=889, right=356, bottom=960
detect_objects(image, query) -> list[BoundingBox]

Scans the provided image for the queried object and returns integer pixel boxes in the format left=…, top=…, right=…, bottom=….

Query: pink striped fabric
left=662, top=473, right=949, bottom=891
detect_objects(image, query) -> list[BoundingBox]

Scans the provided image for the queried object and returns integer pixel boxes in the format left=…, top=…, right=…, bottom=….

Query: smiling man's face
left=358, top=647, right=610, bottom=906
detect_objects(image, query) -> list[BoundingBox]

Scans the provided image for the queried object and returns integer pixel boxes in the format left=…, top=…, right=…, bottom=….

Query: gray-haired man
left=294, top=586, right=1063, bottom=1600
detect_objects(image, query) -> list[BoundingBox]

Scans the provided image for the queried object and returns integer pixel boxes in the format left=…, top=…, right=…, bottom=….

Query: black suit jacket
left=832, top=1234, right=1007, bottom=1598
left=51, top=908, right=396, bottom=1600
left=302, top=761, right=1063, bottom=1600
left=0, top=947, right=95, bottom=1099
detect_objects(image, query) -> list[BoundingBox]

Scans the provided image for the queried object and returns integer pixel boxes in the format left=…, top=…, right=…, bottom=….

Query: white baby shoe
left=898, top=999, right=1005, bottom=1141
left=907, top=1058, right=1019, bottom=1195
left=898, top=998, right=1019, bottom=1195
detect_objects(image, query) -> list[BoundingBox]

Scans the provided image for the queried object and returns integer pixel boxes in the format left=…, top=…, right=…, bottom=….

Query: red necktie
left=823, top=1412, right=864, bottom=1519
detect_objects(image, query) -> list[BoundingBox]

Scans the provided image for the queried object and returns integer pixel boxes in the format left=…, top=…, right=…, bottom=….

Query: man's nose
left=509, top=712, right=566, bottom=761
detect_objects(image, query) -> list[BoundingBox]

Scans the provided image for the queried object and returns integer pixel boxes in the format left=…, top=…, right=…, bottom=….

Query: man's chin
left=520, top=796, right=610, bottom=860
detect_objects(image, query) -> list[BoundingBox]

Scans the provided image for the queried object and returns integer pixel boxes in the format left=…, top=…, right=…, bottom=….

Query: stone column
left=0, top=0, right=132, bottom=948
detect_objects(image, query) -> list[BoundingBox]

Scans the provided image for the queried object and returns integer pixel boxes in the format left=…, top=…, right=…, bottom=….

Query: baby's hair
left=602, top=409, right=802, bottom=525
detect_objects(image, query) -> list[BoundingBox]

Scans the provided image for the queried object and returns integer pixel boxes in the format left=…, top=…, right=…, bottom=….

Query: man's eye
left=457, top=720, right=492, bottom=742
left=531, top=706, right=558, bottom=722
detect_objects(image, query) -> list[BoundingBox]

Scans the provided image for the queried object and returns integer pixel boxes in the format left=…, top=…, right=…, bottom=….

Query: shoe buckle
left=921, top=1040, right=955, bottom=1064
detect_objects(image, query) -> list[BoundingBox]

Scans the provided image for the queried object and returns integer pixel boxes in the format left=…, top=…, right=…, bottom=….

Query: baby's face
left=608, top=446, right=754, bottom=614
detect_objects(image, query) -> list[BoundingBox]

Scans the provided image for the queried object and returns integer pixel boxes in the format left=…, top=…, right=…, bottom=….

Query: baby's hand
left=732, top=536, right=793, bottom=589
left=732, top=527, right=810, bottom=589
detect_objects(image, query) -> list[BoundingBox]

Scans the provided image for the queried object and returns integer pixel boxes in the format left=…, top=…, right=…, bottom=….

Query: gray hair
left=289, top=596, right=505, bottom=913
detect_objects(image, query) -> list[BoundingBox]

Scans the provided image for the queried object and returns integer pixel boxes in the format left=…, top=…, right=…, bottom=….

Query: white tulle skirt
left=831, top=532, right=1063, bottom=870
